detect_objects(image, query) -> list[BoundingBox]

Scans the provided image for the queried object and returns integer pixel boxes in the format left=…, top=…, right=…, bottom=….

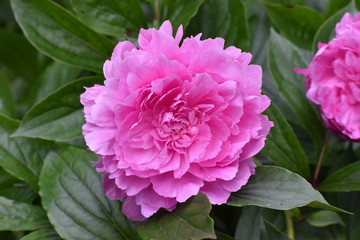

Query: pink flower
left=296, top=13, right=360, bottom=141
left=81, top=21, right=273, bottom=220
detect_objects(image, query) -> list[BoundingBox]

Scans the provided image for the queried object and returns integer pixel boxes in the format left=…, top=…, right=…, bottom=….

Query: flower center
left=155, top=95, right=203, bottom=151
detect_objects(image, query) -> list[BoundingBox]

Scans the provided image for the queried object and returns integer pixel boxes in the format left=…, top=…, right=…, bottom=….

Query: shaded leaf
left=318, top=161, right=360, bottom=192
left=138, top=193, right=216, bottom=240
left=261, top=103, right=310, bottom=179
left=186, top=0, right=250, bottom=51
left=0, top=167, right=19, bottom=190
left=39, top=146, right=140, bottom=240
left=0, top=29, right=39, bottom=79
left=11, top=0, right=114, bottom=72
left=264, top=3, right=325, bottom=49
left=20, top=227, right=61, bottom=240
left=0, top=186, right=37, bottom=204
left=312, top=2, right=355, bottom=53
left=13, top=76, right=102, bottom=141
left=161, top=0, right=206, bottom=30
left=0, top=196, right=49, bottom=231
left=268, top=29, right=325, bottom=158
left=307, top=210, right=345, bottom=227
left=28, top=61, right=81, bottom=106
left=260, top=218, right=290, bottom=240
left=70, top=0, right=147, bottom=37
left=325, top=0, right=351, bottom=17
left=0, top=71, right=16, bottom=118
left=235, top=206, right=263, bottom=240
left=228, top=166, right=348, bottom=213
left=356, top=0, right=360, bottom=11
left=0, top=114, right=51, bottom=191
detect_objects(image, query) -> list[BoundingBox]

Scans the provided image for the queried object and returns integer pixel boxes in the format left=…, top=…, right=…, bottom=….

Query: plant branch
left=312, top=131, right=331, bottom=187
left=285, top=210, right=295, bottom=240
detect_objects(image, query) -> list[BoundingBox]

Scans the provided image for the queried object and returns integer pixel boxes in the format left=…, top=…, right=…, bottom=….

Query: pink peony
left=296, top=13, right=360, bottom=141
left=81, top=21, right=273, bottom=220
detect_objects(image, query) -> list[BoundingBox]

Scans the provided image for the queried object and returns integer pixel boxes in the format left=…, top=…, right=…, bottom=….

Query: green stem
left=285, top=211, right=295, bottom=240
left=312, top=131, right=331, bottom=187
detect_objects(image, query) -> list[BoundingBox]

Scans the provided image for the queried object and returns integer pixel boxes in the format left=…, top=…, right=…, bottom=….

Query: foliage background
left=0, top=0, right=360, bottom=239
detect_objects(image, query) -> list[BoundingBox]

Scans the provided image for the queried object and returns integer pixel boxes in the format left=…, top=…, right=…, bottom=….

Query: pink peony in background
left=296, top=13, right=360, bottom=141
left=81, top=21, right=273, bottom=220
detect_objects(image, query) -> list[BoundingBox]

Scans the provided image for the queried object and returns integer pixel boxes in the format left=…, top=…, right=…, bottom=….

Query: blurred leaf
left=264, top=3, right=325, bottom=49
left=262, top=103, right=311, bottom=179
left=312, top=2, right=354, bottom=53
left=246, top=0, right=271, bottom=65
left=69, top=0, right=147, bottom=37
left=261, top=0, right=306, bottom=4
left=0, top=196, right=49, bottom=231
left=326, top=0, right=351, bottom=17
left=228, top=166, right=348, bottom=213
left=138, top=193, right=216, bottom=240
left=356, top=0, right=360, bottom=11
left=0, top=186, right=37, bottom=204
left=0, top=114, right=52, bottom=191
left=13, top=76, right=102, bottom=141
left=268, top=29, right=325, bottom=158
left=0, top=71, right=15, bottom=118
left=235, top=206, right=286, bottom=240
left=161, top=0, right=206, bottom=30
left=318, top=161, right=360, bottom=192
left=0, top=168, right=19, bottom=189
left=28, top=61, right=81, bottom=106
left=215, top=231, right=236, bottom=240
left=11, top=0, right=115, bottom=72
left=39, top=146, right=140, bottom=240
left=0, top=29, right=39, bottom=79
left=186, top=0, right=250, bottom=51
left=307, top=210, right=345, bottom=227
left=235, top=206, right=263, bottom=240
left=260, top=218, right=290, bottom=240
left=20, top=227, right=61, bottom=240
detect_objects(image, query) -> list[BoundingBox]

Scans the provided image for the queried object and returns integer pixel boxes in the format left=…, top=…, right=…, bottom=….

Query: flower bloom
left=81, top=21, right=273, bottom=220
left=296, top=13, right=360, bottom=141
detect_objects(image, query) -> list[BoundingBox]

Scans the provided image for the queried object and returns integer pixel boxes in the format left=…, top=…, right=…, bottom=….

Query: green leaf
left=39, top=146, right=140, bottom=240
left=312, top=2, right=354, bottom=53
left=356, top=0, right=360, bottom=11
left=0, top=29, right=39, bottom=79
left=20, top=227, right=61, bottom=240
left=11, top=0, right=115, bottom=72
left=235, top=206, right=263, bottom=240
left=261, top=103, right=310, bottom=179
left=138, top=193, right=216, bottom=240
left=307, top=210, right=345, bottom=227
left=0, top=168, right=19, bottom=189
left=13, top=76, right=102, bottom=141
left=0, top=196, right=49, bottom=231
left=0, top=114, right=52, bottom=191
left=186, top=0, right=250, bottom=51
left=228, top=166, right=348, bottom=213
left=325, top=0, right=351, bottom=17
left=261, top=0, right=306, bottom=4
left=268, top=29, right=325, bottom=158
left=69, top=0, right=147, bottom=37
left=0, top=186, right=37, bottom=204
left=0, top=71, right=16, bottom=118
left=235, top=206, right=286, bottom=240
left=260, top=218, right=290, bottom=240
left=161, top=0, right=206, bottom=30
left=318, top=161, right=360, bottom=192
left=215, top=231, right=237, bottom=240
left=28, top=61, right=81, bottom=106
left=264, top=3, right=325, bottom=49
